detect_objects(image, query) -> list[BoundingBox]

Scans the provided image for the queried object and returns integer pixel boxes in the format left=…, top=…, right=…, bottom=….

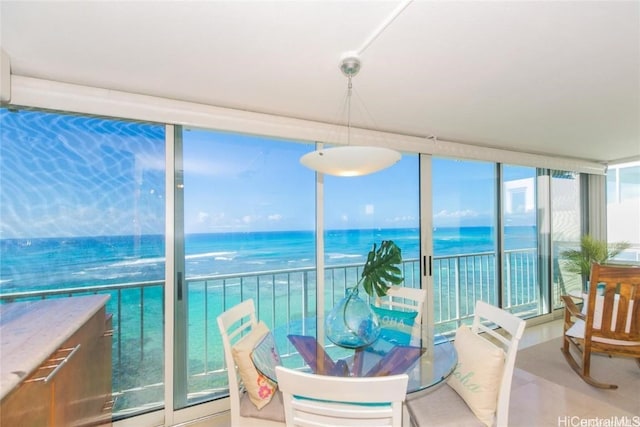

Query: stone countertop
left=0, top=294, right=110, bottom=400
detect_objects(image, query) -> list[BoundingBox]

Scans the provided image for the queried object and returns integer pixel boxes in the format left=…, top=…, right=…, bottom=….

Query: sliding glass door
left=551, top=171, right=582, bottom=307
left=175, top=128, right=316, bottom=409
left=322, top=153, right=421, bottom=317
left=431, top=158, right=498, bottom=332
left=0, top=108, right=167, bottom=418
left=501, top=165, right=539, bottom=316
left=2, top=104, right=603, bottom=425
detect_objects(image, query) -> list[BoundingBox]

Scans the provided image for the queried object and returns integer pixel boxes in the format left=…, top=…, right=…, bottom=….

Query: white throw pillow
left=447, top=325, right=505, bottom=427
left=231, top=321, right=277, bottom=409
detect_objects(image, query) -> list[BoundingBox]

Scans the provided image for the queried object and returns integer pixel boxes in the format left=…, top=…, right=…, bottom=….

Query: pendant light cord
left=357, top=0, right=414, bottom=55
left=347, top=74, right=353, bottom=146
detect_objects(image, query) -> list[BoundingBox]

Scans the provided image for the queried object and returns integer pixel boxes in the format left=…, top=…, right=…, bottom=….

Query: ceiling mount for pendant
left=339, top=52, right=361, bottom=78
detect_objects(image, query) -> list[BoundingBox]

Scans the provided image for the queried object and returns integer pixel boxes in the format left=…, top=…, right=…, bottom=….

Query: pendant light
left=300, top=53, right=401, bottom=177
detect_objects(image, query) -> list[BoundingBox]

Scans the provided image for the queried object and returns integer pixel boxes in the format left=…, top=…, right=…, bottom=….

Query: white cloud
left=268, top=214, right=283, bottom=221
left=391, top=215, right=416, bottom=222
left=434, top=209, right=478, bottom=218
left=197, top=211, right=209, bottom=223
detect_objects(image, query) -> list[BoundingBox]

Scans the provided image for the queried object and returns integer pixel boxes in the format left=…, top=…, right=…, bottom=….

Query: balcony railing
left=0, top=249, right=538, bottom=419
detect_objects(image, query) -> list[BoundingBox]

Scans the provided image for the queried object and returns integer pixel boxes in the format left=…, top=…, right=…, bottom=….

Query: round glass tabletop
left=251, top=317, right=457, bottom=394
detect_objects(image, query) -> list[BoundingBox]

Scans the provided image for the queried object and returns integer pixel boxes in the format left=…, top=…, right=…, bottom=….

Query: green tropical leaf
left=561, top=234, right=631, bottom=278
left=359, top=240, right=404, bottom=298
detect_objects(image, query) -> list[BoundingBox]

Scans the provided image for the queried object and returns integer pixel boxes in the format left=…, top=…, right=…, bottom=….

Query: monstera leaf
left=359, top=240, right=404, bottom=298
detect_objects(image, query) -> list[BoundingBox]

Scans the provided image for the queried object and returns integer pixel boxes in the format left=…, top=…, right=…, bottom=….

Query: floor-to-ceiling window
left=431, top=158, right=498, bottom=333
left=1, top=104, right=609, bottom=425
left=550, top=171, right=582, bottom=308
left=0, top=107, right=166, bottom=418
left=607, top=162, right=640, bottom=263
left=501, top=165, right=539, bottom=316
left=430, top=160, right=556, bottom=331
left=177, top=128, right=316, bottom=409
left=323, top=154, right=421, bottom=308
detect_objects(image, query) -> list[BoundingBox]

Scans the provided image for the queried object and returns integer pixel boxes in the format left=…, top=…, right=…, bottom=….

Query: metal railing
left=0, top=249, right=538, bottom=418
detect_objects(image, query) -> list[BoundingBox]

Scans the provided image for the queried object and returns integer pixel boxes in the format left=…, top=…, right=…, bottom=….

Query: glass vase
left=325, top=286, right=380, bottom=348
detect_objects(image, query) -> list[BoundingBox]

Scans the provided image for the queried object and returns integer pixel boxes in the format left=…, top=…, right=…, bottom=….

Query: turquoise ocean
left=0, top=226, right=536, bottom=409
left=0, top=226, right=536, bottom=294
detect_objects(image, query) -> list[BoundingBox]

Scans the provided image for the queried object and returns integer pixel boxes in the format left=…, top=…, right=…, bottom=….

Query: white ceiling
left=1, top=1, right=639, bottom=164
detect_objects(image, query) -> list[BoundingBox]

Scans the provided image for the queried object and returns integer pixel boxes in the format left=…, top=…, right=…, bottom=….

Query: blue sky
left=182, top=129, right=537, bottom=233
left=1, top=109, right=536, bottom=238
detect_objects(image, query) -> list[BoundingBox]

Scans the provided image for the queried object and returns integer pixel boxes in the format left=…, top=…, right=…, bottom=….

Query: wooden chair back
left=585, top=263, right=640, bottom=346
left=561, top=263, right=640, bottom=389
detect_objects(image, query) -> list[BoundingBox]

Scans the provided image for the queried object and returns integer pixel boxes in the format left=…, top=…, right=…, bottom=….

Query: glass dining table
left=251, top=317, right=458, bottom=395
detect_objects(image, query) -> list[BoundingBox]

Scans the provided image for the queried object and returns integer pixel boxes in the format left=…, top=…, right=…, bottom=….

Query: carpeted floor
left=515, top=337, right=640, bottom=415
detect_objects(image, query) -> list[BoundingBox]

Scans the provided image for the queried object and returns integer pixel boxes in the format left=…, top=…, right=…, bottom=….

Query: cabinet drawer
left=0, top=302, right=112, bottom=427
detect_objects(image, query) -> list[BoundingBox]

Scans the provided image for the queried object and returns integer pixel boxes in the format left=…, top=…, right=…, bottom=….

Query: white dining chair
left=375, top=285, right=426, bottom=345
left=405, top=300, right=526, bottom=427
left=217, top=299, right=285, bottom=426
left=275, top=365, right=409, bottom=427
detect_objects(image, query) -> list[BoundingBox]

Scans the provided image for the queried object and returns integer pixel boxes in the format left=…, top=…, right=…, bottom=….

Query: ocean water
left=0, top=226, right=536, bottom=411
left=0, top=226, right=536, bottom=293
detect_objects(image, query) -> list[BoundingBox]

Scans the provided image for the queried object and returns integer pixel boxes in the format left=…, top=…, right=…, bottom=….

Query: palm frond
left=561, top=234, right=631, bottom=278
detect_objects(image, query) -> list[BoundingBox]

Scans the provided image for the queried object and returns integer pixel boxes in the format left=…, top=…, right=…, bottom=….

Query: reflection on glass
left=607, top=163, right=640, bottom=263
left=0, top=108, right=166, bottom=417
left=551, top=171, right=582, bottom=308
left=502, top=165, right=538, bottom=317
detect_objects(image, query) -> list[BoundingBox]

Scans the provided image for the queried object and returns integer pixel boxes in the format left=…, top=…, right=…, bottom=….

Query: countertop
left=0, top=294, right=110, bottom=400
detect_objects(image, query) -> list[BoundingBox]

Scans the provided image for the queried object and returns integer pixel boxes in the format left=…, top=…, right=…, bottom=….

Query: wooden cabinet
left=0, top=296, right=112, bottom=427
left=0, top=373, right=50, bottom=426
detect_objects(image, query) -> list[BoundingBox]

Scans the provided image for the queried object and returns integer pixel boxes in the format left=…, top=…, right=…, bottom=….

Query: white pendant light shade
left=300, top=146, right=401, bottom=177
left=300, top=53, right=402, bottom=177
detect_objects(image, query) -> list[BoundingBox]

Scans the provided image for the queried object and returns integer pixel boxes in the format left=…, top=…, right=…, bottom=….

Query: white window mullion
left=588, top=174, right=608, bottom=241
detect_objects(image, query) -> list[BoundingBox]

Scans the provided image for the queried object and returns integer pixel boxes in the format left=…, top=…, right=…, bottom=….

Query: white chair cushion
left=239, top=389, right=286, bottom=422
left=447, top=325, right=505, bottom=427
left=565, top=319, right=639, bottom=346
left=570, top=294, right=637, bottom=345
left=406, top=384, right=484, bottom=427
left=232, top=321, right=278, bottom=409
left=580, top=293, right=616, bottom=329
